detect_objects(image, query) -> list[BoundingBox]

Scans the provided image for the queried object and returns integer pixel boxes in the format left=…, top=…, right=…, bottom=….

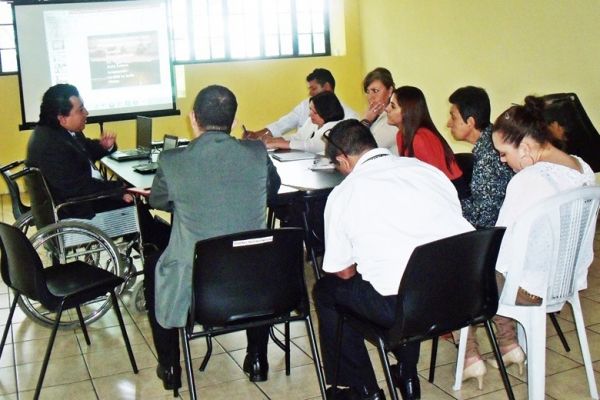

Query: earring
left=519, top=154, right=534, bottom=169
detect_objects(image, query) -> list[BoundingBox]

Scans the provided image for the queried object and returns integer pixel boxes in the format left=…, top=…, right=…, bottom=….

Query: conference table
left=100, top=151, right=344, bottom=193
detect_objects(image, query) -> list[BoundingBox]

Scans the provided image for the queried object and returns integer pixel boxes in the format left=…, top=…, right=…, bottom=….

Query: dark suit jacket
left=149, top=131, right=281, bottom=328
left=26, top=124, right=123, bottom=219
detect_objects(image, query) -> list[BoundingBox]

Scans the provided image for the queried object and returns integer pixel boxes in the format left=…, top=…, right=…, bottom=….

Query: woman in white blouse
left=462, top=96, right=595, bottom=389
left=265, top=91, right=344, bottom=154
left=359, top=67, right=398, bottom=153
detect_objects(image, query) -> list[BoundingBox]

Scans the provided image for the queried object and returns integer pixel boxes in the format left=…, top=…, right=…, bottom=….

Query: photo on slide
left=88, top=31, right=161, bottom=89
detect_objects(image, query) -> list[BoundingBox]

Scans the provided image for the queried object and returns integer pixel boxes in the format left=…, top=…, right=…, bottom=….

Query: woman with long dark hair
left=385, top=86, right=469, bottom=198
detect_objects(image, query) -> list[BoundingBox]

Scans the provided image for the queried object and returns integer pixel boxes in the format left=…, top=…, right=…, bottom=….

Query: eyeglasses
left=321, top=129, right=348, bottom=160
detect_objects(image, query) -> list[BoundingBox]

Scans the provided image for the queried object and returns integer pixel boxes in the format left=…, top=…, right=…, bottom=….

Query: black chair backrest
left=0, top=160, right=30, bottom=220
left=190, top=228, right=306, bottom=328
left=387, top=227, right=505, bottom=346
left=454, top=153, right=474, bottom=187
left=542, top=92, right=600, bottom=172
left=23, top=167, right=59, bottom=229
left=302, top=188, right=333, bottom=255
left=0, top=222, right=56, bottom=307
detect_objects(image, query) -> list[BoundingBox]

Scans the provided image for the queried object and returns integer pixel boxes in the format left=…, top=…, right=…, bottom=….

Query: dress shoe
left=243, top=353, right=269, bottom=382
left=325, top=386, right=386, bottom=400
left=487, top=346, right=526, bottom=376
left=389, top=364, right=420, bottom=400
left=462, top=358, right=487, bottom=390
left=156, top=364, right=182, bottom=391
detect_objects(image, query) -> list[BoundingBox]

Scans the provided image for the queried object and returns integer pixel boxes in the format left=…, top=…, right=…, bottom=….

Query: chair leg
left=376, top=337, right=399, bottom=400
left=549, top=312, right=570, bottom=352
left=428, top=336, right=438, bottom=383
left=483, top=320, right=515, bottom=400
left=310, top=249, right=322, bottom=280
left=305, top=315, right=327, bottom=400
left=269, top=326, right=286, bottom=351
left=452, top=326, right=469, bottom=390
left=198, top=336, right=212, bottom=371
left=180, top=327, right=197, bottom=400
left=34, top=306, right=63, bottom=400
left=571, top=297, right=599, bottom=399
left=285, top=322, right=291, bottom=375
left=76, top=306, right=91, bottom=346
left=0, top=294, right=20, bottom=359
left=110, top=290, right=138, bottom=373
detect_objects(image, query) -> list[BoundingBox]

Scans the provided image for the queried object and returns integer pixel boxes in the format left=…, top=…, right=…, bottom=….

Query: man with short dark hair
left=447, top=86, right=513, bottom=228
left=27, top=83, right=123, bottom=219
left=316, top=120, right=472, bottom=400
left=244, top=68, right=357, bottom=139
left=147, top=84, right=281, bottom=392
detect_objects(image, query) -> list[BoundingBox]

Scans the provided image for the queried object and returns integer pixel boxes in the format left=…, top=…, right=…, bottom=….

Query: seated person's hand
left=100, top=130, right=117, bottom=150
left=364, top=102, right=385, bottom=124
left=244, top=128, right=273, bottom=140
left=126, top=187, right=151, bottom=198
left=263, top=136, right=290, bottom=150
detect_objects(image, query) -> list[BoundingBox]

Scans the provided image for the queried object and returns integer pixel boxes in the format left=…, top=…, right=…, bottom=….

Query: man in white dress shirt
left=244, top=68, right=357, bottom=139
left=314, top=120, right=472, bottom=400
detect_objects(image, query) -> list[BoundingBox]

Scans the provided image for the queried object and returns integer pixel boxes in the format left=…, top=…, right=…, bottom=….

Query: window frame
left=170, top=0, right=331, bottom=65
left=0, top=0, right=331, bottom=74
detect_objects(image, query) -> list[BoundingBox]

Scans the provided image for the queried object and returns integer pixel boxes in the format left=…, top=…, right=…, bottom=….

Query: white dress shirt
left=323, top=148, right=473, bottom=295
left=289, top=120, right=341, bottom=154
left=267, top=98, right=358, bottom=137
left=370, top=113, right=399, bottom=155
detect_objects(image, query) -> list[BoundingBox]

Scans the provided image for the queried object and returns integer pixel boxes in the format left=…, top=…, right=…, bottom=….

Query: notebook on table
left=271, top=150, right=316, bottom=162
left=110, top=116, right=153, bottom=161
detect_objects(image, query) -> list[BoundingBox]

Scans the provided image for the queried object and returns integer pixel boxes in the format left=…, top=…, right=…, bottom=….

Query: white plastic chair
left=455, top=185, right=600, bottom=399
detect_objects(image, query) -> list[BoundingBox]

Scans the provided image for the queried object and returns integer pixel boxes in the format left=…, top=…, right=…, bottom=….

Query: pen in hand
left=242, top=124, right=248, bottom=138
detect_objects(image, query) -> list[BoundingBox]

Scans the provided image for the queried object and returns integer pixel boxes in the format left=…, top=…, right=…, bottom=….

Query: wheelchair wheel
left=17, top=221, right=125, bottom=329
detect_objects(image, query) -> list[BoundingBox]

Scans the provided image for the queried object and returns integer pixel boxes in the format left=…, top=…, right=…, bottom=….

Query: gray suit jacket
left=149, top=131, right=281, bottom=328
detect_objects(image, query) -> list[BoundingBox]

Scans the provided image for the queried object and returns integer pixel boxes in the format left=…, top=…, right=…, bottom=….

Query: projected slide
left=88, top=32, right=161, bottom=89
left=15, top=0, right=176, bottom=126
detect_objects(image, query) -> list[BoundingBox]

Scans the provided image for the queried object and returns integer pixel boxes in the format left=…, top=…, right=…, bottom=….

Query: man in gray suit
left=146, top=85, right=281, bottom=392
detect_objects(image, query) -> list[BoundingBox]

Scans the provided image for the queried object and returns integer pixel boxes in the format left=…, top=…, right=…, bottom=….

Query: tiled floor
left=1, top=193, right=600, bottom=399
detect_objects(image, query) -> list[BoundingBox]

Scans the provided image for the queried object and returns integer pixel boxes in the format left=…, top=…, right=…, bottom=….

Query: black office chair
left=454, top=153, right=474, bottom=188
left=180, top=228, right=326, bottom=400
left=542, top=92, right=600, bottom=172
left=0, top=222, right=138, bottom=400
left=0, top=160, right=33, bottom=232
left=331, top=228, right=514, bottom=400
left=301, top=188, right=333, bottom=280
left=20, top=166, right=142, bottom=328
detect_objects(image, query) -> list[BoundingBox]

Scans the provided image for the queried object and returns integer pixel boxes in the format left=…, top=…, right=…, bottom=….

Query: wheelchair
left=0, top=160, right=34, bottom=234
left=18, top=166, right=147, bottom=329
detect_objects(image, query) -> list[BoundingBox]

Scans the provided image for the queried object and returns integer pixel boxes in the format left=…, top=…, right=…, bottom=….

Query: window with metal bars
left=171, top=0, right=329, bottom=63
left=0, top=2, right=16, bottom=74
left=0, top=0, right=329, bottom=74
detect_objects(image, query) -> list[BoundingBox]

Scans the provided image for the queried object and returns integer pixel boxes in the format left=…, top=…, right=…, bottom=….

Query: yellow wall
left=4, top=0, right=599, bottom=193
left=0, top=0, right=365, bottom=194
left=358, top=0, right=600, bottom=152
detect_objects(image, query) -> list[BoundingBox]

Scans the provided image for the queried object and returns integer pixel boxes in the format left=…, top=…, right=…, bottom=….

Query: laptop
left=110, top=116, right=153, bottom=161
left=133, top=134, right=179, bottom=174
left=271, top=150, right=316, bottom=162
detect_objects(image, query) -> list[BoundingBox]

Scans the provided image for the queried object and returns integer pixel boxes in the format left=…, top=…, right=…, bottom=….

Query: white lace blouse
left=495, top=156, right=596, bottom=297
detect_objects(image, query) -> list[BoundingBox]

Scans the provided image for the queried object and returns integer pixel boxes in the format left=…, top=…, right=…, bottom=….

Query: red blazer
left=396, top=127, right=463, bottom=180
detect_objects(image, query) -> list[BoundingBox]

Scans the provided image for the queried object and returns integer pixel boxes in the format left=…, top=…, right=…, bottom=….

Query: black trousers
left=314, top=274, right=420, bottom=392
left=144, top=251, right=270, bottom=368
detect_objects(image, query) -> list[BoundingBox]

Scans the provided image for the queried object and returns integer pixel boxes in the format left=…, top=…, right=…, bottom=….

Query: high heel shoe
left=462, top=359, right=487, bottom=390
left=487, top=346, right=525, bottom=376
